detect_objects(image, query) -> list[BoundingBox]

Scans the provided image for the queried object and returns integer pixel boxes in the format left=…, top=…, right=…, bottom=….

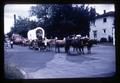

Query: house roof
left=95, top=11, right=114, bottom=19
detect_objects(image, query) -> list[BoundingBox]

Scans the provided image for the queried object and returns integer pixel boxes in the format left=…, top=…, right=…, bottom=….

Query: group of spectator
left=4, top=37, right=14, bottom=49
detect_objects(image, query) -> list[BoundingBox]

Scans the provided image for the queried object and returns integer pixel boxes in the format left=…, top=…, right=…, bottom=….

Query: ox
left=65, top=35, right=93, bottom=55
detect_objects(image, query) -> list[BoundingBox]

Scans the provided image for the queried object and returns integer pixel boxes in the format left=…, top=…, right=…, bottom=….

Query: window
left=103, top=29, right=106, bottom=33
left=103, top=18, right=107, bottom=22
left=93, top=30, right=97, bottom=38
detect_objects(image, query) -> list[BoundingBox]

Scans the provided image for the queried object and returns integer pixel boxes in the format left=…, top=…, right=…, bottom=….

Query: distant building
left=90, top=10, right=115, bottom=45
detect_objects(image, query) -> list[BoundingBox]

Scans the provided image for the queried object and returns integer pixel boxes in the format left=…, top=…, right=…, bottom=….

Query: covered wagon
left=27, top=27, right=46, bottom=50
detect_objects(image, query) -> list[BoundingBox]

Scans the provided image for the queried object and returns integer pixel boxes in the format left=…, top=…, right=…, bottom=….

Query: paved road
left=4, top=44, right=115, bottom=79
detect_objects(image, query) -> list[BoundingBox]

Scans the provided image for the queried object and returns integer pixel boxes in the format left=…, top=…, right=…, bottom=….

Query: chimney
left=104, top=10, right=106, bottom=14
left=14, top=14, right=16, bottom=26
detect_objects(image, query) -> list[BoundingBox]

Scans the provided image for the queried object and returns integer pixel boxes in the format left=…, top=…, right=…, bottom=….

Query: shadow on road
left=66, top=53, right=98, bottom=64
left=18, top=52, right=56, bottom=72
left=4, top=45, right=56, bottom=72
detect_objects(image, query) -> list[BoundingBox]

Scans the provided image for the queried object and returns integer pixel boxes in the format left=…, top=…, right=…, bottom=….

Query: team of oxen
left=28, top=35, right=96, bottom=55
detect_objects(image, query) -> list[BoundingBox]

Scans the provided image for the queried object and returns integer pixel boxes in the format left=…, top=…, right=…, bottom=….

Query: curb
left=5, top=63, right=29, bottom=79
left=19, top=68, right=33, bottom=79
left=19, top=68, right=28, bottom=79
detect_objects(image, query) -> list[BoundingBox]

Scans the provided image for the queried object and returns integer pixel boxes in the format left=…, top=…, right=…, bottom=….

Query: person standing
left=44, top=37, right=48, bottom=51
left=10, top=39, right=14, bottom=48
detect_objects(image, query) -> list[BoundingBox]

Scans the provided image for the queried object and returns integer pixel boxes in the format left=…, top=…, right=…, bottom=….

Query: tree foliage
left=8, top=4, right=96, bottom=39
left=30, top=4, right=96, bottom=39
left=7, top=16, right=37, bottom=38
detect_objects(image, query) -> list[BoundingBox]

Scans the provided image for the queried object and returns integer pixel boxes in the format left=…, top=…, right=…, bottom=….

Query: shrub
left=91, top=39, right=98, bottom=45
left=100, top=38, right=107, bottom=42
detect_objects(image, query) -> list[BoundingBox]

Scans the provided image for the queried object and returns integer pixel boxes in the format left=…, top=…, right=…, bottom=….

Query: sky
left=4, top=4, right=115, bottom=34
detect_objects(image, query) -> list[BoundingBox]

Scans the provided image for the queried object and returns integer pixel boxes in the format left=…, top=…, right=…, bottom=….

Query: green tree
left=30, top=4, right=96, bottom=38
left=8, top=4, right=96, bottom=39
left=7, top=4, right=96, bottom=39
left=7, top=16, right=37, bottom=38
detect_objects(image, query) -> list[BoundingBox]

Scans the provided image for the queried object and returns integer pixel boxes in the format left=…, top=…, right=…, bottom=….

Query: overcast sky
left=4, top=4, right=115, bottom=34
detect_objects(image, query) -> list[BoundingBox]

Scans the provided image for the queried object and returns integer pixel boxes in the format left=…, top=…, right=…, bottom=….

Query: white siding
left=90, top=16, right=114, bottom=42
left=113, top=28, right=115, bottom=45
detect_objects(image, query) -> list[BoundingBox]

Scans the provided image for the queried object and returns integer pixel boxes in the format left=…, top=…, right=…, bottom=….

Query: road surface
left=4, top=44, right=115, bottom=79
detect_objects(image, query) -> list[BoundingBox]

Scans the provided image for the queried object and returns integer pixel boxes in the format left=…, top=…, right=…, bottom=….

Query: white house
left=90, top=11, right=115, bottom=45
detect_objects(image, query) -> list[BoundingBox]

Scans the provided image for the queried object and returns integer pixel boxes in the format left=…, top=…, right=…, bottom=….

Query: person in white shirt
left=10, top=40, right=13, bottom=48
